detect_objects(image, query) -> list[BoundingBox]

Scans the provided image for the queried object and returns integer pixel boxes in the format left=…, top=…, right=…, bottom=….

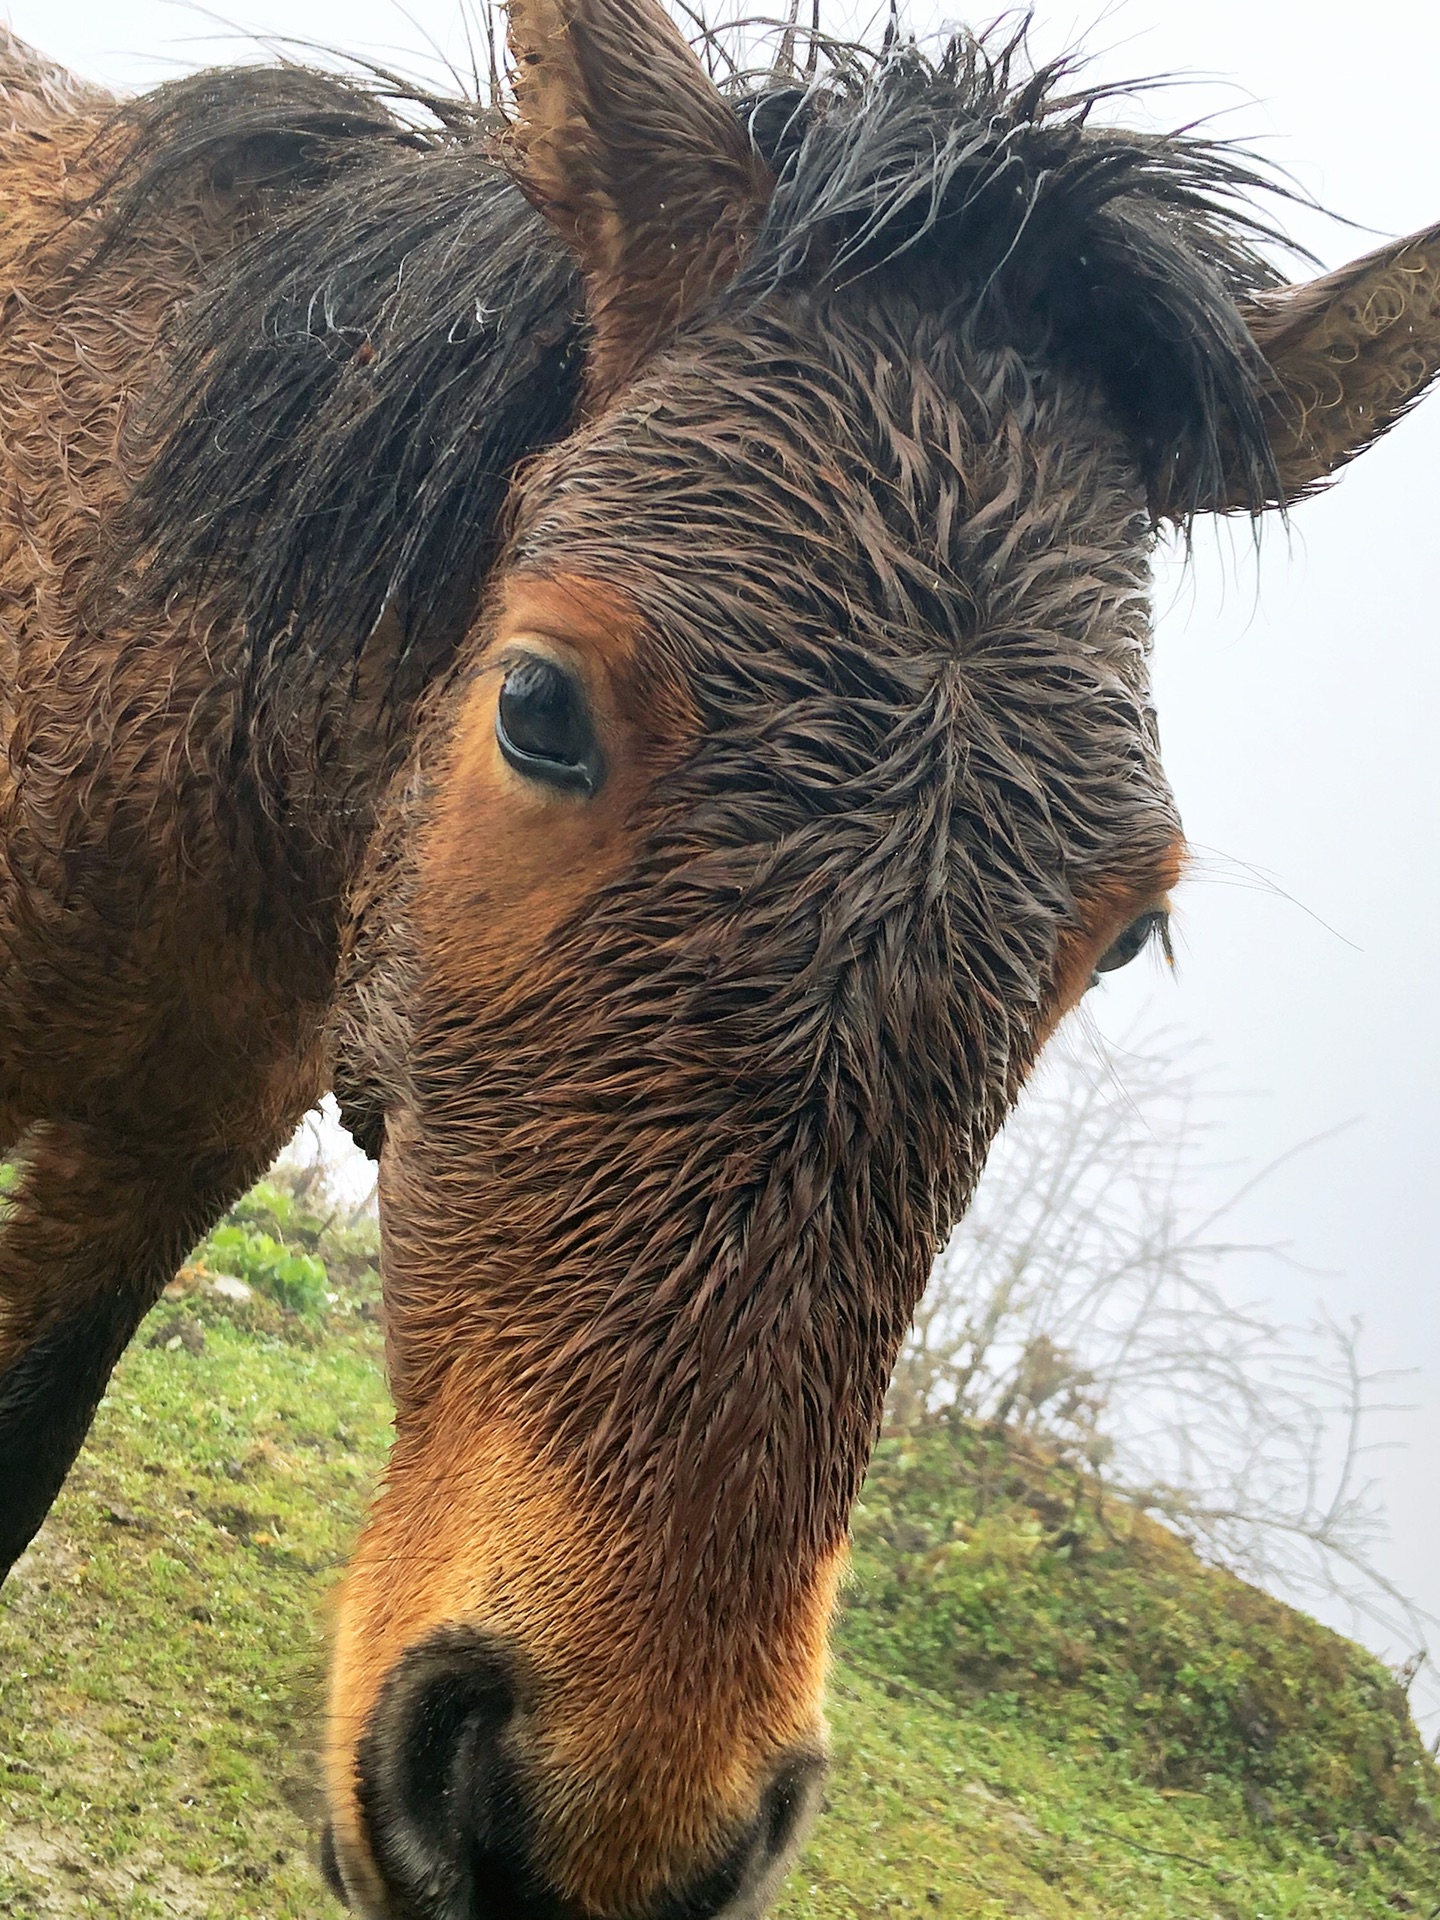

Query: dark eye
left=495, top=654, right=604, bottom=797
left=1092, top=908, right=1171, bottom=983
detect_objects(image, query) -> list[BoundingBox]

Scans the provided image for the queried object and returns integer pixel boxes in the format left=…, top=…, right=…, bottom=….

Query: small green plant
left=199, top=1221, right=329, bottom=1315
left=231, top=1174, right=381, bottom=1295
left=190, top=1160, right=381, bottom=1320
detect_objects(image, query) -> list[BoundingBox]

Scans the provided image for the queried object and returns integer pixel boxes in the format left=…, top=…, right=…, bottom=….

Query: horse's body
left=1, top=11, right=1438, bottom=1919
left=0, top=37, right=361, bottom=1559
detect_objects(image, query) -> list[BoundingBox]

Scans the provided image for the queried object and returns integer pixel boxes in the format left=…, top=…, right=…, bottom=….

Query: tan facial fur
left=327, top=1382, right=840, bottom=1914
left=325, top=572, right=835, bottom=1916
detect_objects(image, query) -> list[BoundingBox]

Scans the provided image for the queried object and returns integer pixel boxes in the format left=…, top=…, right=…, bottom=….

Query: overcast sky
left=8, top=0, right=1436, bottom=1703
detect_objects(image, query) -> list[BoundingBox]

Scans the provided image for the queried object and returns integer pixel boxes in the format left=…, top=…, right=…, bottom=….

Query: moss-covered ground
left=1, top=1227, right=1436, bottom=1916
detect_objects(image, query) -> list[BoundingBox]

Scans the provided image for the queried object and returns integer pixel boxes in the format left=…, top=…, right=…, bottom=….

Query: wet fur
left=0, top=15, right=1437, bottom=1917
left=113, top=33, right=1290, bottom=664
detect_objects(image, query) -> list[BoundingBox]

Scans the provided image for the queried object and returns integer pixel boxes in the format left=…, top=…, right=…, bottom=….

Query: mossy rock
left=841, top=1422, right=1440, bottom=1844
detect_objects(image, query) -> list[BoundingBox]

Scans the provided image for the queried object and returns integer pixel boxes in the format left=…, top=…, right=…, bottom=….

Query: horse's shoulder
left=0, top=29, right=110, bottom=136
left=0, top=31, right=113, bottom=259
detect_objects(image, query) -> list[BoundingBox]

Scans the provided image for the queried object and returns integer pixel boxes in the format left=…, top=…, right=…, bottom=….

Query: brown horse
left=1, top=6, right=1438, bottom=1915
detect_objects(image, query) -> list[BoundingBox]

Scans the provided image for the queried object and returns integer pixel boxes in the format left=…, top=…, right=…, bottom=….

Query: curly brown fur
left=0, top=11, right=1439, bottom=1919
left=329, top=289, right=1187, bottom=1913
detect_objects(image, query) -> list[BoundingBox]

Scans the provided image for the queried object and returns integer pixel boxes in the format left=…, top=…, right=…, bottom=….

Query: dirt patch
left=0, top=1820, right=220, bottom=1918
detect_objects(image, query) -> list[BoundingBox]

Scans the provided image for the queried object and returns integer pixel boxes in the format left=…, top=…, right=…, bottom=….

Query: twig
left=1078, top=1819, right=1238, bottom=1881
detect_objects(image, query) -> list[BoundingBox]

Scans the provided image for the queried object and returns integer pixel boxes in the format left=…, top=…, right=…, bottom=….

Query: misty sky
left=8, top=0, right=1436, bottom=1700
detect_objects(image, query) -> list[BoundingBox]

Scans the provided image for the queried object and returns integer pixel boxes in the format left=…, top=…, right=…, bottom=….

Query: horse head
left=321, top=5, right=1440, bottom=1914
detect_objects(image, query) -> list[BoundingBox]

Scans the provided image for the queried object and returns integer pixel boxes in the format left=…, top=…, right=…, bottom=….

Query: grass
left=1, top=1224, right=1436, bottom=1917
left=842, top=1424, right=1438, bottom=1845
left=0, top=1311, right=389, bottom=1918
left=791, top=1669, right=1438, bottom=1919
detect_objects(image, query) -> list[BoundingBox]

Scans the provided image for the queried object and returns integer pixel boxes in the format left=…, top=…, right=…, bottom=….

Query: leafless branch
left=893, top=1025, right=1437, bottom=1733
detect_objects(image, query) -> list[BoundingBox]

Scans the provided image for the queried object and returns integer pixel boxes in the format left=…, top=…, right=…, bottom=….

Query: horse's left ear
left=1222, top=221, right=1440, bottom=509
left=503, top=0, right=773, bottom=406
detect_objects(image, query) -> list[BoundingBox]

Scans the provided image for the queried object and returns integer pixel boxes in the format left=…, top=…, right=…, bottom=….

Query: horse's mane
left=737, top=35, right=1291, bottom=514
left=90, top=67, right=584, bottom=689
left=96, top=26, right=1293, bottom=677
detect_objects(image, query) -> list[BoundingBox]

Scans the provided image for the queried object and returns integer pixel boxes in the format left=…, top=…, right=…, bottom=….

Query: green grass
left=0, top=1311, right=389, bottom=1918
left=842, top=1424, right=1438, bottom=1844
left=2, top=1287, right=1436, bottom=1917
left=791, top=1668, right=1438, bottom=1919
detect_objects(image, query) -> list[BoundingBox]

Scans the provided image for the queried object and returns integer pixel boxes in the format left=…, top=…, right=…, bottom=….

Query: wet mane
left=98, top=29, right=1291, bottom=682
left=89, top=66, right=584, bottom=691
left=737, top=36, right=1290, bottom=512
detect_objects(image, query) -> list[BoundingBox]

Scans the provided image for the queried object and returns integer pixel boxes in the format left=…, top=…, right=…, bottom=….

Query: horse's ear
left=503, top=0, right=773, bottom=405
left=1224, top=222, right=1440, bottom=509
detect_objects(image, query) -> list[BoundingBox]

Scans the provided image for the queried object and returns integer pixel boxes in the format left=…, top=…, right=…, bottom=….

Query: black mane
left=96, top=67, right=584, bottom=686
left=738, top=36, right=1291, bottom=515
left=101, top=32, right=1293, bottom=675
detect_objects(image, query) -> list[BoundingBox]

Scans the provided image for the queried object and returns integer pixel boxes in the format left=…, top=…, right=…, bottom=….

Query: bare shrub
left=894, top=1025, right=1438, bottom=1737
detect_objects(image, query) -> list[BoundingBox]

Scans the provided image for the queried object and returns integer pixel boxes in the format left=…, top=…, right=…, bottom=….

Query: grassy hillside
left=1, top=1192, right=1436, bottom=1917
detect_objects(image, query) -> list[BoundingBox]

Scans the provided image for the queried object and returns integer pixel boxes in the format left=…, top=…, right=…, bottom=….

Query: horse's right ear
left=503, top=0, right=773, bottom=408
left=1219, top=221, right=1440, bottom=509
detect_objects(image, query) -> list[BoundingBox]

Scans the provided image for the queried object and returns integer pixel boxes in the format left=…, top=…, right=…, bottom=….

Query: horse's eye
left=1092, top=909, right=1170, bottom=982
left=495, top=655, right=604, bottom=796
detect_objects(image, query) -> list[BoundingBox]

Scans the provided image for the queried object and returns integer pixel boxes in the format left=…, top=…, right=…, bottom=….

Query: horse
left=0, top=4, right=1436, bottom=1915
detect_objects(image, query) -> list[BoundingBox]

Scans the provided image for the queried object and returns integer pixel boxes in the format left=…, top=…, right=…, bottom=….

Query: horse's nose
left=341, top=1626, right=824, bottom=1919
left=351, top=1627, right=536, bottom=1915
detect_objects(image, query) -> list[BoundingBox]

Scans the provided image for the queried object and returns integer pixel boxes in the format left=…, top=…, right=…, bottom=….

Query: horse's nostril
left=705, top=1754, right=826, bottom=1920
left=318, top=1821, right=350, bottom=1905
left=395, top=1642, right=517, bottom=1851
left=356, top=1627, right=546, bottom=1917
left=760, top=1759, right=819, bottom=1864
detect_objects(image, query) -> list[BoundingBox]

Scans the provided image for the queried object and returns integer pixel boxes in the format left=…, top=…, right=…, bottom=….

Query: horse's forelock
left=733, top=35, right=1293, bottom=520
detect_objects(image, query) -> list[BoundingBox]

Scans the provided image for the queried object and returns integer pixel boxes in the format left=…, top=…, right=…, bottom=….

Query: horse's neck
left=0, top=76, right=416, bottom=939
left=0, top=62, right=565, bottom=991
left=234, top=604, right=449, bottom=912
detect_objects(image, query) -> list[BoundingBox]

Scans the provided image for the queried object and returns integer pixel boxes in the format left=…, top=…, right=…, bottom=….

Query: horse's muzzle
left=325, top=1626, right=824, bottom=1920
